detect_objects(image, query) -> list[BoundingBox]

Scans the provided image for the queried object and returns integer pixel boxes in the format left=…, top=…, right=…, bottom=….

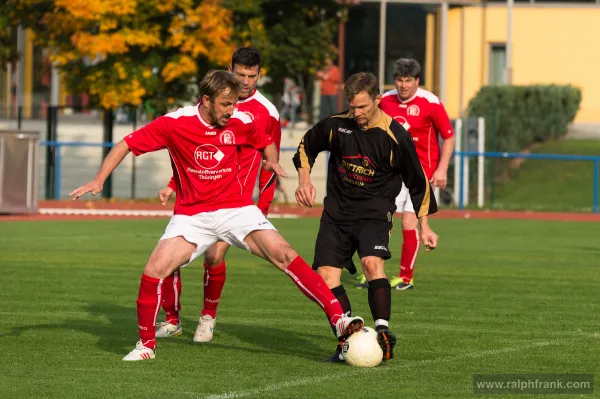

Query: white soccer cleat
left=155, top=321, right=182, bottom=338
left=122, top=340, right=156, bottom=361
left=335, top=313, right=364, bottom=339
left=193, top=314, right=216, bottom=343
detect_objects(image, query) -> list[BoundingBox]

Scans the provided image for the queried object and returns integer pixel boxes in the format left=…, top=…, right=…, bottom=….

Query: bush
left=467, top=85, right=582, bottom=153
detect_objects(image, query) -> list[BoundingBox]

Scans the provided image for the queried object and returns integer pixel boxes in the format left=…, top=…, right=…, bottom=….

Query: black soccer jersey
left=293, top=110, right=437, bottom=224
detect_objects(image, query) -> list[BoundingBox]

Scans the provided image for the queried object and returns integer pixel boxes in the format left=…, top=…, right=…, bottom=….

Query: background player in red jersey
left=361, top=58, right=455, bottom=290
left=155, top=47, right=283, bottom=343
left=70, top=70, right=363, bottom=361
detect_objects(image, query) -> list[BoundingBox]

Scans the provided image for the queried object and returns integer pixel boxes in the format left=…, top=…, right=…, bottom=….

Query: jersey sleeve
left=432, top=102, right=454, bottom=139
left=167, top=176, right=176, bottom=191
left=392, top=123, right=438, bottom=218
left=123, top=116, right=171, bottom=156
left=267, top=114, right=282, bottom=150
left=293, top=119, right=331, bottom=170
left=246, top=121, right=273, bottom=150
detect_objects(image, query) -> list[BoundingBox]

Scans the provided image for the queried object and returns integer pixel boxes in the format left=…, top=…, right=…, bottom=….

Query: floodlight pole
left=378, top=0, right=387, bottom=93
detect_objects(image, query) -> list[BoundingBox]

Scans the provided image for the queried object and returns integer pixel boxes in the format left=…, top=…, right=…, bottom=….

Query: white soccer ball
left=342, top=326, right=383, bottom=367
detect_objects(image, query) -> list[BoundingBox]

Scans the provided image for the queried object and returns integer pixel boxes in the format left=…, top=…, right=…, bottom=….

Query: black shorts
left=312, top=220, right=393, bottom=274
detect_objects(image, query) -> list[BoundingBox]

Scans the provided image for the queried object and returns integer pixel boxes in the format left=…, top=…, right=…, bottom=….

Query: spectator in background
left=316, top=56, right=342, bottom=120
left=280, top=77, right=301, bottom=128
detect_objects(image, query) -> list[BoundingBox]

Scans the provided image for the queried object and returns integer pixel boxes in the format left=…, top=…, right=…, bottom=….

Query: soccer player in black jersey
left=293, top=72, right=439, bottom=362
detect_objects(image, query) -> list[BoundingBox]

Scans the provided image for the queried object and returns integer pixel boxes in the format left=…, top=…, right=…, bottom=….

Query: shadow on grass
left=3, top=302, right=336, bottom=361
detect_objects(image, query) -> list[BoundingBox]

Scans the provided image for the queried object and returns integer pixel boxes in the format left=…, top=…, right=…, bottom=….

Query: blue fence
left=40, top=141, right=600, bottom=213
left=456, top=151, right=600, bottom=214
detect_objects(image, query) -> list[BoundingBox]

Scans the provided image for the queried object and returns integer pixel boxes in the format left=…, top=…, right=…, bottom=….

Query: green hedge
left=467, top=85, right=582, bottom=153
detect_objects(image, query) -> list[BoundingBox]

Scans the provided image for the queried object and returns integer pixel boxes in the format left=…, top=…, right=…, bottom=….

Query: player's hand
left=430, top=168, right=448, bottom=189
left=69, top=179, right=104, bottom=200
left=262, top=160, right=287, bottom=178
left=158, top=186, right=175, bottom=206
left=295, top=182, right=316, bottom=208
left=420, top=227, right=439, bottom=252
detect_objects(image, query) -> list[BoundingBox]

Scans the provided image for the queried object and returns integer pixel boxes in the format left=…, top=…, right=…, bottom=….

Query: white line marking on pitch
left=195, top=336, right=593, bottom=399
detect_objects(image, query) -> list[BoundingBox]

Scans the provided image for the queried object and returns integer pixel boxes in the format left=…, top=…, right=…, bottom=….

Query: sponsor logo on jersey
left=194, top=144, right=225, bottom=169
left=338, top=127, right=353, bottom=134
left=374, top=245, right=388, bottom=251
left=219, top=130, right=236, bottom=144
left=205, top=131, right=217, bottom=136
left=393, top=115, right=411, bottom=132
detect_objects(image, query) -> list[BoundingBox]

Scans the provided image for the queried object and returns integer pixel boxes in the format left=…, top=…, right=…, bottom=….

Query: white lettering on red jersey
left=235, top=89, right=282, bottom=195
left=124, top=105, right=273, bottom=215
left=380, top=88, right=454, bottom=180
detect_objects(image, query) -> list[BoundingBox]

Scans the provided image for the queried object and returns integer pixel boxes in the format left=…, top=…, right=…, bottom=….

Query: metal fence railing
left=37, top=141, right=600, bottom=214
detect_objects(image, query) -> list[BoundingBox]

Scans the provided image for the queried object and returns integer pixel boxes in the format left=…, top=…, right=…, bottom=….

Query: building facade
left=342, top=0, right=600, bottom=122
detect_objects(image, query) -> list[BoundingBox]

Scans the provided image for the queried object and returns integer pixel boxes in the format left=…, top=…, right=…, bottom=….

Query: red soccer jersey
left=234, top=89, right=282, bottom=196
left=124, top=105, right=273, bottom=216
left=379, top=88, right=454, bottom=180
left=167, top=89, right=281, bottom=214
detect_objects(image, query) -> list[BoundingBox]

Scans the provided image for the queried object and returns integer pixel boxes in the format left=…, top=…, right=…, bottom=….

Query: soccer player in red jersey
left=70, top=70, right=363, bottom=361
left=154, top=47, right=282, bottom=342
left=375, top=58, right=455, bottom=290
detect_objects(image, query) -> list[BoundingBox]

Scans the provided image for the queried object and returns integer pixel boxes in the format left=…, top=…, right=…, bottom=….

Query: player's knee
left=143, top=261, right=171, bottom=280
left=278, top=245, right=298, bottom=266
left=361, top=258, right=384, bottom=280
left=317, top=268, right=340, bottom=288
left=204, top=254, right=224, bottom=267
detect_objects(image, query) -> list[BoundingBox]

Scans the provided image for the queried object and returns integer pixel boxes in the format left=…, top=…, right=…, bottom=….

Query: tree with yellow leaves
left=11, top=0, right=236, bottom=110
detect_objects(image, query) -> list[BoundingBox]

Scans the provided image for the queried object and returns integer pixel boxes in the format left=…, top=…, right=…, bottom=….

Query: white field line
left=196, top=335, right=595, bottom=399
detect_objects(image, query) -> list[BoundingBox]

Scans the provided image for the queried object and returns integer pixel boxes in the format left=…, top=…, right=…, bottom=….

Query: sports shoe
left=122, top=340, right=155, bottom=361
left=335, top=313, right=364, bottom=339
left=395, top=282, right=414, bottom=290
left=155, top=321, right=182, bottom=338
left=193, top=314, right=216, bottom=342
left=376, top=329, right=397, bottom=361
left=323, top=341, right=344, bottom=363
left=389, top=276, right=403, bottom=288
left=355, top=274, right=368, bottom=289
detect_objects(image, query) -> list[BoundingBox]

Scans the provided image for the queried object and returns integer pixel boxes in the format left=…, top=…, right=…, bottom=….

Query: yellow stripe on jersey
left=298, top=137, right=310, bottom=169
left=331, top=111, right=353, bottom=119
left=418, top=165, right=431, bottom=218
left=329, top=128, right=333, bottom=146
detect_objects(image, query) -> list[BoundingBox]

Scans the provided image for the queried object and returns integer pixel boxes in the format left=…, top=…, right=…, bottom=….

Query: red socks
left=162, top=271, right=181, bottom=325
left=136, top=274, right=163, bottom=349
left=399, top=229, right=420, bottom=283
left=201, top=261, right=226, bottom=318
left=285, top=256, right=344, bottom=327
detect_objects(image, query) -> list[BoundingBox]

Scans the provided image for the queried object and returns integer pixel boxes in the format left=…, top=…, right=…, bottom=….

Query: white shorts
left=394, top=183, right=415, bottom=214
left=160, top=205, right=276, bottom=265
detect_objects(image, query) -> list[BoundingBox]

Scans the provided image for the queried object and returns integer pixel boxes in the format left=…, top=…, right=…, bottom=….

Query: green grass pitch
left=0, top=218, right=598, bottom=398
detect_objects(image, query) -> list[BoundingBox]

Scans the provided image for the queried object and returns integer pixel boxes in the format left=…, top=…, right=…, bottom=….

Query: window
left=488, top=44, right=507, bottom=85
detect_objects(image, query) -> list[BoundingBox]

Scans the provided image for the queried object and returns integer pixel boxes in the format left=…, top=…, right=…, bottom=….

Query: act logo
left=194, top=144, right=224, bottom=169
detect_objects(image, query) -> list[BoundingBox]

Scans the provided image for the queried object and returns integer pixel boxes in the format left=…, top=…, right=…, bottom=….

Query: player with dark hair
left=155, top=47, right=282, bottom=342
left=356, top=58, right=454, bottom=291
left=294, top=72, right=439, bottom=362
left=70, top=70, right=364, bottom=361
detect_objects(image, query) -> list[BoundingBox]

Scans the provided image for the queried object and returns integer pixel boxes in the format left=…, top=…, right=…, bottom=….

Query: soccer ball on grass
left=342, top=327, right=383, bottom=367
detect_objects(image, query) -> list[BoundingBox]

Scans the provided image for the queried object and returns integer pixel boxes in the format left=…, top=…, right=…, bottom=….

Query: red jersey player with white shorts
left=155, top=48, right=282, bottom=343
left=376, top=58, right=455, bottom=290
left=69, top=70, right=363, bottom=361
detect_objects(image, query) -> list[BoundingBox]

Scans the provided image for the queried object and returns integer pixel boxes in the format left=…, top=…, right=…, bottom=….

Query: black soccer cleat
left=322, top=341, right=345, bottom=363
left=395, top=282, right=414, bottom=291
left=377, top=329, right=397, bottom=361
